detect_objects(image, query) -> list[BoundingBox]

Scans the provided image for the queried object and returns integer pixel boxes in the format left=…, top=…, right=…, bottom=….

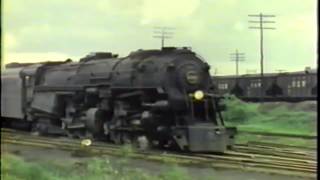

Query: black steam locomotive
left=1, top=47, right=236, bottom=152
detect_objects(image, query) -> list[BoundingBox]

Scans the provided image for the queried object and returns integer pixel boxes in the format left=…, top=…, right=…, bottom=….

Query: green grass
left=1, top=153, right=200, bottom=180
left=222, top=95, right=317, bottom=136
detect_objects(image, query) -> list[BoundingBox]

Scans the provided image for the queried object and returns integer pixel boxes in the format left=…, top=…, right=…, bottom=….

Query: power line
left=248, top=13, right=276, bottom=102
left=230, top=49, right=245, bottom=77
left=153, top=27, right=175, bottom=48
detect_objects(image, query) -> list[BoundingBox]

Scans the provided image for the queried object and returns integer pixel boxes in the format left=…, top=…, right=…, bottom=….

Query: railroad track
left=1, top=128, right=317, bottom=179
left=245, top=141, right=317, bottom=151
left=232, top=144, right=316, bottom=160
left=238, top=130, right=317, bottom=139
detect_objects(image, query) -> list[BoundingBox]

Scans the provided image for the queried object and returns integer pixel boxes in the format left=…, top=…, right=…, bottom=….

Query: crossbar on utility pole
left=248, top=13, right=276, bottom=103
left=153, top=27, right=175, bottom=49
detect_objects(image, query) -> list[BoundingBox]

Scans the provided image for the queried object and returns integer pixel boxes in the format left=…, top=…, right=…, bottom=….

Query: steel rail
left=238, top=130, right=317, bottom=139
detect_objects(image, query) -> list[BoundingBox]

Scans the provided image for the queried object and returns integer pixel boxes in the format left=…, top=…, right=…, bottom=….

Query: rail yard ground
left=1, top=97, right=317, bottom=180
left=222, top=96, right=317, bottom=148
left=1, top=143, right=313, bottom=180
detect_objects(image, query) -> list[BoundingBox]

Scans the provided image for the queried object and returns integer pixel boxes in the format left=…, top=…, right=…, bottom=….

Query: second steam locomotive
left=1, top=47, right=236, bottom=152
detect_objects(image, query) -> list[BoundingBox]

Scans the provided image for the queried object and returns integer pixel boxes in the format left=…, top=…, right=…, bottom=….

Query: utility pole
left=153, top=27, right=175, bottom=49
left=248, top=13, right=275, bottom=102
left=214, top=68, right=218, bottom=75
left=230, top=49, right=245, bottom=77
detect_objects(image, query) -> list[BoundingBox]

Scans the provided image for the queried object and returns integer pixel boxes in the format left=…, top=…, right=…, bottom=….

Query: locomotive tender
left=1, top=47, right=236, bottom=152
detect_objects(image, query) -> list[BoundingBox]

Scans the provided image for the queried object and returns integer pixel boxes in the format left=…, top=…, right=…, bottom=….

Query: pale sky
left=2, top=0, right=318, bottom=75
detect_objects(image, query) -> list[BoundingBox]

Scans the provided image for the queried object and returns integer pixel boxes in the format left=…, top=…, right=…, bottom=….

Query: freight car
left=212, top=68, right=317, bottom=102
left=1, top=47, right=236, bottom=153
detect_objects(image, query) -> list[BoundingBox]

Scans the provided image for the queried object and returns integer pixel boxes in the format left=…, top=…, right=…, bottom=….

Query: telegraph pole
left=214, top=68, right=218, bottom=75
left=248, top=13, right=275, bottom=102
left=230, top=49, right=245, bottom=77
left=153, top=27, right=175, bottom=48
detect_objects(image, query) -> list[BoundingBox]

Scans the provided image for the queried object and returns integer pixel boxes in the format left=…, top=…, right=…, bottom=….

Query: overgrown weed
left=222, top=95, right=317, bottom=135
left=1, top=153, right=198, bottom=180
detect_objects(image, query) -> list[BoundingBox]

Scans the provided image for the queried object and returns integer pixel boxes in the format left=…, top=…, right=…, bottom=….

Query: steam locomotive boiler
left=1, top=47, right=236, bottom=152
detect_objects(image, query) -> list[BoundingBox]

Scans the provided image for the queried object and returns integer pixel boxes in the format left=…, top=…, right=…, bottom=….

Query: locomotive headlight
left=194, top=90, right=204, bottom=100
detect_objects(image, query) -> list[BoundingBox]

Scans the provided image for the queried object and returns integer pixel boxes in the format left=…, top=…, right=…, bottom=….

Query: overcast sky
left=2, top=0, right=318, bottom=75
